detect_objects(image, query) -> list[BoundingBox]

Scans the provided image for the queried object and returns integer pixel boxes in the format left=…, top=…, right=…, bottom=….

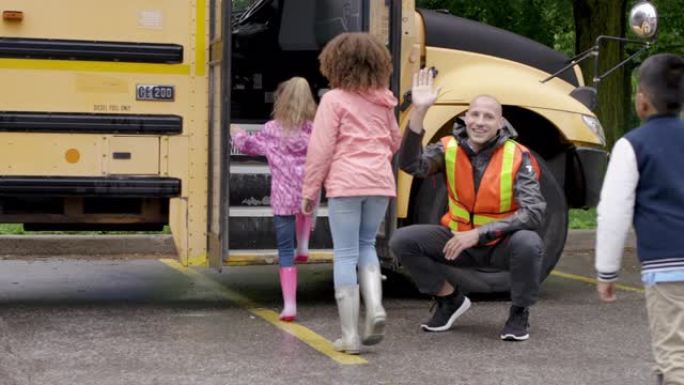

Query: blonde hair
left=272, top=77, right=317, bottom=133
left=319, top=32, right=392, bottom=92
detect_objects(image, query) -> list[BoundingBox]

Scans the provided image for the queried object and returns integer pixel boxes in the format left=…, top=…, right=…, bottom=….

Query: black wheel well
left=501, top=106, right=572, bottom=161
left=421, top=106, right=572, bottom=160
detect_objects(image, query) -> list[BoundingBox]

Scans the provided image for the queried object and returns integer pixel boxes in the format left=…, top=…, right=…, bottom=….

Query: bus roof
left=419, top=9, right=579, bottom=86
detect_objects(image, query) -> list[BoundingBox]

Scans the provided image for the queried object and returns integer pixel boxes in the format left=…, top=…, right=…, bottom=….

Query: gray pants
left=389, top=225, right=543, bottom=307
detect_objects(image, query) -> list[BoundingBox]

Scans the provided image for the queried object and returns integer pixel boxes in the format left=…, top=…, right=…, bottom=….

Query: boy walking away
left=595, top=53, right=684, bottom=385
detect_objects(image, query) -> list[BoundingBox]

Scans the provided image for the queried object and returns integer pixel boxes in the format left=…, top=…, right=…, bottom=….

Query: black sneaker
left=500, top=306, right=530, bottom=341
left=420, top=292, right=471, bottom=332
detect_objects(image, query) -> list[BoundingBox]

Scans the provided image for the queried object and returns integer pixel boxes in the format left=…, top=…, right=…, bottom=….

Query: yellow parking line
left=550, top=270, right=645, bottom=293
left=159, top=259, right=367, bottom=365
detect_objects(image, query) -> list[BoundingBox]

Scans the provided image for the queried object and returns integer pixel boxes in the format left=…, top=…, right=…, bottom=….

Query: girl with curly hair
left=301, top=32, right=401, bottom=354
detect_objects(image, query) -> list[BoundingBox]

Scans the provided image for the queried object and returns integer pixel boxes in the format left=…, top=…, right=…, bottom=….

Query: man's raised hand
left=408, top=68, right=441, bottom=134
left=411, top=68, right=440, bottom=110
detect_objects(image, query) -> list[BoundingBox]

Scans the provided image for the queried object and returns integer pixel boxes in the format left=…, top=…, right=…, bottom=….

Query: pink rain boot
left=295, top=213, right=312, bottom=263
left=279, top=267, right=297, bottom=322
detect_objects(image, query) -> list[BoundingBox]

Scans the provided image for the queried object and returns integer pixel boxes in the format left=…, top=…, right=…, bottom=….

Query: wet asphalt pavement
left=0, top=232, right=655, bottom=385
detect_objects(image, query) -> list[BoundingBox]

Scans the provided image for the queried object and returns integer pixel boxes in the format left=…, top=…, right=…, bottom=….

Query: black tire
left=411, top=152, right=568, bottom=293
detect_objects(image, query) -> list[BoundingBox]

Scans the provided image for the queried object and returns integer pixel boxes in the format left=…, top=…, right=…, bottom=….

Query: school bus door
left=206, top=0, right=232, bottom=270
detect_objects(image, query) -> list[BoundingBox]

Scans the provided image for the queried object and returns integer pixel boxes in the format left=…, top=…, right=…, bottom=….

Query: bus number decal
left=136, top=84, right=175, bottom=101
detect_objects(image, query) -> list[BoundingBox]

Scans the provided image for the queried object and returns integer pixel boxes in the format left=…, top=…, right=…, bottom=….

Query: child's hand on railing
left=230, top=124, right=246, bottom=136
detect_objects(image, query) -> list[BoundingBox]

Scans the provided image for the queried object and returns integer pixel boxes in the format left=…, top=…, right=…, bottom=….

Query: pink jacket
left=232, top=120, right=312, bottom=215
left=302, top=88, right=401, bottom=200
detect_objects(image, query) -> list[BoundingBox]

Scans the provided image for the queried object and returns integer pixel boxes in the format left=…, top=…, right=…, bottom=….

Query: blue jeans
left=328, top=196, right=389, bottom=288
left=274, top=215, right=295, bottom=267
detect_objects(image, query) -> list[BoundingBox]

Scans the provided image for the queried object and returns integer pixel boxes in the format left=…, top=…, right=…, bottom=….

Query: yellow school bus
left=0, top=0, right=607, bottom=292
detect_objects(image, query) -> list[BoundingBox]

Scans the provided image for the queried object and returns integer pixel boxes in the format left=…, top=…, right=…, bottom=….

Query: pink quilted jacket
left=302, top=88, right=401, bottom=200
left=232, top=120, right=312, bottom=215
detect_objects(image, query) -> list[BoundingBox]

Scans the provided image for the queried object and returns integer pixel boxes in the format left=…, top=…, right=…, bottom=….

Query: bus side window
left=314, top=0, right=363, bottom=47
left=278, top=0, right=317, bottom=50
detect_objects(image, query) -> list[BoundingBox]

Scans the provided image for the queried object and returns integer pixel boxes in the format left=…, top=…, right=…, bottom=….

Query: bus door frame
left=207, top=0, right=232, bottom=270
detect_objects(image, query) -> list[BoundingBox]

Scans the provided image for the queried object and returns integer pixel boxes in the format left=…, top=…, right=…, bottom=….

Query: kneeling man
left=390, top=69, right=546, bottom=341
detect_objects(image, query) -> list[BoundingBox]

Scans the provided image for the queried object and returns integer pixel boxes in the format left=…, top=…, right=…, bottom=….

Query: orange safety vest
left=439, top=136, right=539, bottom=243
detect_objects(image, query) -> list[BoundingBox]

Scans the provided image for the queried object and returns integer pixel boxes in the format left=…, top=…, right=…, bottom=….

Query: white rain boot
left=359, top=265, right=387, bottom=345
left=333, top=285, right=361, bottom=354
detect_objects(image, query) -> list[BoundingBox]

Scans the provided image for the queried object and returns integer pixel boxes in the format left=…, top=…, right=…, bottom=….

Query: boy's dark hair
left=638, top=53, right=684, bottom=114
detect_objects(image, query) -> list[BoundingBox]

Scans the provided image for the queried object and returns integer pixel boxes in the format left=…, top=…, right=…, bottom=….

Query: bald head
left=470, top=95, right=503, bottom=117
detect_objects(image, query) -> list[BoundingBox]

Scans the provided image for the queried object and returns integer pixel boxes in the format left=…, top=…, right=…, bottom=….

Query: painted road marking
left=159, top=259, right=367, bottom=365
left=551, top=270, right=645, bottom=293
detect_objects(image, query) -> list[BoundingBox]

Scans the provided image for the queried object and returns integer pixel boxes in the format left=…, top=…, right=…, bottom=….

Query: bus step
left=228, top=207, right=332, bottom=249
left=226, top=249, right=333, bottom=265
left=229, top=206, right=328, bottom=217
left=228, top=163, right=328, bottom=207
left=229, top=163, right=270, bottom=207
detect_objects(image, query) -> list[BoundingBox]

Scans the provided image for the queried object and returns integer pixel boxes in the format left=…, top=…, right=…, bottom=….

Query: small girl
left=301, top=32, right=402, bottom=354
left=231, top=76, right=317, bottom=322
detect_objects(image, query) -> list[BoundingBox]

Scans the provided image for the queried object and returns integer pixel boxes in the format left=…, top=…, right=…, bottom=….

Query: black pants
left=389, top=225, right=543, bottom=307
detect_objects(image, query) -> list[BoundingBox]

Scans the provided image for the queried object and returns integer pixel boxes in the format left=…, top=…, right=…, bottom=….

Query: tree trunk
left=573, top=0, right=628, bottom=148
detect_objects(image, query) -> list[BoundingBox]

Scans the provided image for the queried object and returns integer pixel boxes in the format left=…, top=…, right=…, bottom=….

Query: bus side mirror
left=542, top=1, right=659, bottom=92
left=629, top=1, right=658, bottom=40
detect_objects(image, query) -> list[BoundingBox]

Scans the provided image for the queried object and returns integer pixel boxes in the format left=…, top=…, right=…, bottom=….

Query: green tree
left=417, top=0, right=683, bottom=145
left=601, top=0, right=684, bottom=133
left=416, top=0, right=575, bottom=55
left=573, top=0, right=628, bottom=147
left=650, top=0, right=684, bottom=56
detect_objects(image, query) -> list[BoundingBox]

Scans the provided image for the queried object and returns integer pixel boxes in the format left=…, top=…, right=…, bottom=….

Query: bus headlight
left=581, top=115, right=606, bottom=146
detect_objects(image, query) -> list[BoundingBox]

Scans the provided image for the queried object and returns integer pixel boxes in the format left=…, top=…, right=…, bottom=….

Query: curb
left=562, top=229, right=636, bottom=252
left=0, top=229, right=636, bottom=258
left=0, top=234, right=177, bottom=258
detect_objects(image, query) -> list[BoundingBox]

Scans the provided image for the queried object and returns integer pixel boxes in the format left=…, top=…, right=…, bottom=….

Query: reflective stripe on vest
left=499, top=141, right=515, bottom=212
left=440, top=137, right=521, bottom=234
left=443, top=139, right=471, bottom=228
